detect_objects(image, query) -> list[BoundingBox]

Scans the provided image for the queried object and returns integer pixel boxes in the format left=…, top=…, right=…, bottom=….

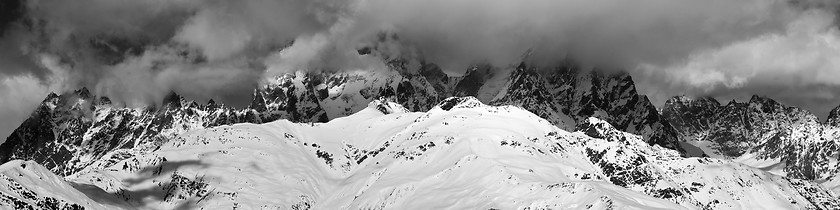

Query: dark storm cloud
left=0, top=0, right=348, bottom=141
left=2, top=0, right=840, bottom=142
left=0, top=0, right=24, bottom=35
left=1, top=0, right=824, bottom=101
left=0, top=0, right=44, bottom=79
left=355, top=0, right=800, bottom=72
left=6, top=0, right=349, bottom=107
left=635, top=8, right=840, bottom=118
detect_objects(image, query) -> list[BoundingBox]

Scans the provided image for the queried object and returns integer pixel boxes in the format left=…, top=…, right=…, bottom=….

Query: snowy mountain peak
left=248, top=89, right=268, bottom=112
left=827, top=104, right=840, bottom=126
left=747, top=95, right=785, bottom=112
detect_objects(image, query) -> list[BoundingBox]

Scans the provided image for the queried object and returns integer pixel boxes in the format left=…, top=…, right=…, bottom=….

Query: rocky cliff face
left=451, top=61, right=685, bottom=153
left=662, top=95, right=840, bottom=187
left=540, top=62, right=682, bottom=153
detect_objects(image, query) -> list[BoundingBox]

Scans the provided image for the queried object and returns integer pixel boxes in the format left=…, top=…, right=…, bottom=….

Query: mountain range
left=663, top=95, right=840, bottom=192
left=2, top=57, right=840, bottom=209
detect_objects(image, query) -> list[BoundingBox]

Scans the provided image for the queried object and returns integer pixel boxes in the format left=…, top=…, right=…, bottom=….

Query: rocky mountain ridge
left=662, top=95, right=840, bottom=191
left=0, top=58, right=687, bottom=178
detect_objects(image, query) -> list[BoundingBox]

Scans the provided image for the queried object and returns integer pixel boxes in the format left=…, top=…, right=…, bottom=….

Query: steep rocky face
left=661, top=96, right=720, bottom=142
left=488, top=63, right=574, bottom=129
left=1, top=58, right=687, bottom=178
left=449, top=61, right=685, bottom=154
left=662, top=95, right=840, bottom=184
left=539, top=62, right=684, bottom=154
left=826, top=106, right=840, bottom=127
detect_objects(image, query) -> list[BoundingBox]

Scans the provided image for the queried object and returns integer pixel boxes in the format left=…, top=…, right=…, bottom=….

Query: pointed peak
left=747, top=95, right=785, bottom=112
left=162, top=91, right=183, bottom=109
left=748, top=95, right=777, bottom=105
left=206, top=98, right=221, bottom=110
left=827, top=104, right=840, bottom=126
left=188, top=101, right=199, bottom=108
left=36, top=92, right=62, bottom=109
left=435, top=96, right=485, bottom=111
left=74, top=87, right=92, bottom=99
left=45, top=92, right=59, bottom=100
left=249, top=90, right=267, bottom=112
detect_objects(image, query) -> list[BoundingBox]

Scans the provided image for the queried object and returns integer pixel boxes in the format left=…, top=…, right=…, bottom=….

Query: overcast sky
left=2, top=0, right=840, bottom=141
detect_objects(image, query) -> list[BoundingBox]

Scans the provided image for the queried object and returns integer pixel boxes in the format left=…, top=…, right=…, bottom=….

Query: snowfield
left=2, top=97, right=838, bottom=209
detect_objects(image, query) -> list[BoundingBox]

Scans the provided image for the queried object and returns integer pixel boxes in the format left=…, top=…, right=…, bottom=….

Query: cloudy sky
left=1, top=0, right=840, bottom=139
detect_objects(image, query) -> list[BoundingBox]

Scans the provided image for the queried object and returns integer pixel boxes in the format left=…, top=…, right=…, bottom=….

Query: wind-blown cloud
left=1, top=0, right=840, bottom=142
left=0, top=75, right=50, bottom=141
left=636, top=9, right=840, bottom=118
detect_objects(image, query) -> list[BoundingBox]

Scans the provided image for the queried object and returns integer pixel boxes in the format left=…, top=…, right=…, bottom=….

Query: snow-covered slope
left=4, top=98, right=834, bottom=209
left=575, top=117, right=838, bottom=209
left=0, top=160, right=126, bottom=209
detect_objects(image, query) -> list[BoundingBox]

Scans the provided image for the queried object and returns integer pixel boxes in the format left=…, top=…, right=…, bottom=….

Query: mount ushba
left=0, top=56, right=838, bottom=209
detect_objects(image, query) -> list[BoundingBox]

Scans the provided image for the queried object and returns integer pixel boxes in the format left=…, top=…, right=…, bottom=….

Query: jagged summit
left=663, top=93, right=840, bottom=192
left=248, top=89, right=268, bottom=112
left=665, top=95, right=721, bottom=107
left=74, top=87, right=92, bottom=99
left=161, top=90, right=184, bottom=109
left=828, top=105, right=840, bottom=126
left=749, top=94, right=775, bottom=104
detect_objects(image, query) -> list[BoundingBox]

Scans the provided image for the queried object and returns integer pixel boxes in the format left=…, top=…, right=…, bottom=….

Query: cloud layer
left=636, top=9, right=840, bottom=118
left=2, top=0, right=840, bottom=140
